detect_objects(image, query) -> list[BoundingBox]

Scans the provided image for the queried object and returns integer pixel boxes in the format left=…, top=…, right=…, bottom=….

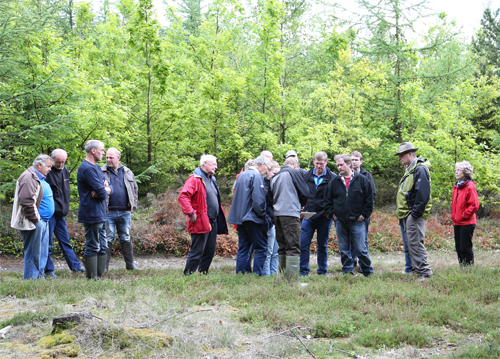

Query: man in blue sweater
left=77, top=140, right=112, bottom=279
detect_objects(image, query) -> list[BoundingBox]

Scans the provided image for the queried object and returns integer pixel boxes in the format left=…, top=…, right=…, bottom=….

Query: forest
left=1, top=0, right=500, bottom=210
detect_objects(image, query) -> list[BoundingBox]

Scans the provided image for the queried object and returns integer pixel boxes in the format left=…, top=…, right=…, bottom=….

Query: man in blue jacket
left=324, top=154, right=374, bottom=276
left=228, top=155, right=270, bottom=275
left=300, top=151, right=335, bottom=276
left=77, top=140, right=112, bottom=279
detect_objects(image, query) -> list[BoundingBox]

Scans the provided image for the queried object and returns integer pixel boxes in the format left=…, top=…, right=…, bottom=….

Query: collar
left=313, top=168, right=327, bottom=178
left=32, top=167, right=45, bottom=181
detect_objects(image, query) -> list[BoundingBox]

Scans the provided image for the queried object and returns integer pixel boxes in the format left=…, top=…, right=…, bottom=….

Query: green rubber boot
left=97, top=254, right=107, bottom=279
left=286, top=256, right=308, bottom=287
left=82, top=256, right=97, bottom=280
left=278, top=255, right=287, bottom=277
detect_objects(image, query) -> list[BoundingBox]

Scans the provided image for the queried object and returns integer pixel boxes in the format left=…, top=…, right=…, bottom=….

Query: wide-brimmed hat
left=285, top=150, right=298, bottom=158
left=394, top=142, right=419, bottom=156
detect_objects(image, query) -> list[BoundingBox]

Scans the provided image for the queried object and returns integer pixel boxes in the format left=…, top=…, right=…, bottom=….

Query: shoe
left=343, top=272, right=354, bottom=276
left=364, top=273, right=374, bottom=278
left=403, top=270, right=414, bottom=275
left=46, top=273, right=59, bottom=280
left=416, top=275, right=429, bottom=282
left=121, top=241, right=141, bottom=270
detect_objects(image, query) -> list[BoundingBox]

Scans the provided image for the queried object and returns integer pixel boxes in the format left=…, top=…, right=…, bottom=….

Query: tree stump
left=52, top=311, right=93, bottom=332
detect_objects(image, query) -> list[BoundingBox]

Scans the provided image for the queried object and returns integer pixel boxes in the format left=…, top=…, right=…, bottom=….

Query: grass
left=1, top=251, right=500, bottom=358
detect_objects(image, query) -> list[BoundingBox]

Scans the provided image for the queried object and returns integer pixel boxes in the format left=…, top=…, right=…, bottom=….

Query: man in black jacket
left=45, top=149, right=84, bottom=275
left=324, top=154, right=374, bottom=276
left=300, top=151, right=335, bottom=276
left=350, top=151, right=376, bottom=271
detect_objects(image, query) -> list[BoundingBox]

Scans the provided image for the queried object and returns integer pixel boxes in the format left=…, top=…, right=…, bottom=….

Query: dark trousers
left=454, top=224, right=475, bottom=266
left=275, top=216, right=301, bottom=257
left=45, top=215, right=83, bottom=273
left=235, top=221, right=268, bottom=275
left=184, top=219, right=217, bottom=275
left=352, top=217, right=370, bottom=265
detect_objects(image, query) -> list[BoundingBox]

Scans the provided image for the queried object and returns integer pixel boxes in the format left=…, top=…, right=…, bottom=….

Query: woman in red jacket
left=451, top=161, right=480, bottom=266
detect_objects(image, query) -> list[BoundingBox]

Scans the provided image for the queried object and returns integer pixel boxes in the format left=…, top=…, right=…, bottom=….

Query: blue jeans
left=83, top=222, right=107, bottom=257
left=335, top=220, right=373, bottom=275
left=263, top=225, right=278, bottom=276
left=236, top=221, right=268, bottom=275
left=352, top=217, right=370, bottom=265
left=300, top=216, right=332, bottom=275
left=20, top=220, right=49, bottom=280
left=399, top=219, right=413, bottom=273
left=106, top=211, right=132, bottom=244
left=45, top=215, right=83, bottom=273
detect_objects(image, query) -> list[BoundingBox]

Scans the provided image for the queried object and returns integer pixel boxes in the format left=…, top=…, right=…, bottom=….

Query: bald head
left=261, top=151, right=273, bottom=161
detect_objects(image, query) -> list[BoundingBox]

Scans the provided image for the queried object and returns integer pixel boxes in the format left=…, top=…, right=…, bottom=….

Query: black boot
left=97, top=254, right=107, bottom=278
left=106, top=246, right=112, bottom=272
left=82, top=256, right=97, bottom=280
left=121, top=241, right=141, bottom=270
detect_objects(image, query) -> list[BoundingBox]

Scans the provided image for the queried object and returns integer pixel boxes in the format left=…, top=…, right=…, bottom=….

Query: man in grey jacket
left=101, top=148, right=140, bottom=271
left=270, top=157, right=309, bottom=283
left=11, top=154, right=54, bottom=280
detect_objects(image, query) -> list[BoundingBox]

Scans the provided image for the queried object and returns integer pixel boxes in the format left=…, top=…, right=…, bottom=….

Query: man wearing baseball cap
left=395, top=142, right=433, bottom=282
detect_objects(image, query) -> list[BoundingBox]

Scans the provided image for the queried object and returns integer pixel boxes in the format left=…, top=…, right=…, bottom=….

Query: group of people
left=11, top=140, right=140, bottom=280
left=178, top=142, right=480, bottom=283
left=11, top=140, right=479, bottom=282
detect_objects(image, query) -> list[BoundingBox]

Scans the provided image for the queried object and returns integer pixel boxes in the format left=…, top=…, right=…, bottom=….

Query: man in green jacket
left=395, top=142, right=433, bottom=282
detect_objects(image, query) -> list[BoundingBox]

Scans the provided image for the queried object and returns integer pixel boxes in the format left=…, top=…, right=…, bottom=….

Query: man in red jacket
left=178, top=155, right=228, bottom=275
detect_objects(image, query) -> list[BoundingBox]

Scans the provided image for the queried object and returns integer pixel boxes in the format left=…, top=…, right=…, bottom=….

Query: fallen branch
left=292, top=328, right=317, bottom=359
left=264, top=326, right=314, bottom=339
left=329, top=339, right=365, bottom=359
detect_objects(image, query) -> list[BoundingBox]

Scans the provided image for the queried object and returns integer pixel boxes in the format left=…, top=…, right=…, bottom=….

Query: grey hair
left=108, top=147, right=121, bottom=158
left=314, top=151, right=328, bottom=161
left=84, top=140, right=104, bottom=153
left=200, top=154, right=217, bottom=166
left=284, top=157, right=299, bottom=167
left=254, top=155, right=271, bottom=167
left=244, top=159, right=255, bottom=171
left=51, top=149, right=67, bottom=159
left=334, top=154, right=352, bottom=165
left=456, top=161, right=474, bottom=180
left=33, top=154, right=53, bottom=167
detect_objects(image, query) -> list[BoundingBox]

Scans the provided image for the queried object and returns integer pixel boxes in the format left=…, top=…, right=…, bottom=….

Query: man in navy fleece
left=77, top=140, right=112, bottom=279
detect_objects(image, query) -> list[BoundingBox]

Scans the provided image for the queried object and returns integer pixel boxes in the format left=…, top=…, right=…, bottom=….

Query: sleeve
left=411, top=166, right=431, bottom=218
left=178, top=176, right=196, bottom=216
left=361, top=177, right=374, bottom=219
left=18, top=178, right=40, bottom=223
left=365, top=171, right=376, bottom=202
left=323, top=180, right=334, bottom=218
left=291, top=170, right=309, bottom=207
left=251, top=175, right=267, bottom=218
left=463, top=184, right=480, bottom=219
left=85, top=167, right=108, bottom=199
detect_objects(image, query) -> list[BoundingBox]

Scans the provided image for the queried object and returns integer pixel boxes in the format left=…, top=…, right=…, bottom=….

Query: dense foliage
left=1, top=0, right=500, bottom=208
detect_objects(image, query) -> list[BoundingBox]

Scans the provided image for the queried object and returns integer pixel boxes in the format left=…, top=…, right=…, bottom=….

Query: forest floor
left=1, top=250, right=500, bottom=358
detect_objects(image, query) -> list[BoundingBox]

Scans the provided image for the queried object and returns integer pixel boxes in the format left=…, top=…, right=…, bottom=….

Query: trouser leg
left=400, top=219, right=413, bottom=273
left=455, top=224, right=475, bottom=265
left=316, top=216, right=332, bottom=275
left=198, top=220, right=218, bottom=273
left=404, top=215, right=433, bottom=277
left=184, top=231, right=210, bottom=275
left=52, top=216, right=82, bottom=272
left=335, top=220, right=353, bottom=274
left=299, top=218, right=315, bottom=276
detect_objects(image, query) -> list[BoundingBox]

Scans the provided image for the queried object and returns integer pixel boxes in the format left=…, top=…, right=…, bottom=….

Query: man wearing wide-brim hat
left=395, top=142, right=434, bottom=282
